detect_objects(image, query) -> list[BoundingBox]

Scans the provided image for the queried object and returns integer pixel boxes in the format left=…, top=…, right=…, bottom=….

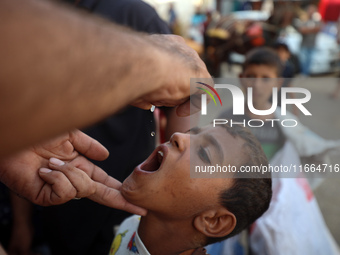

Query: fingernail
left=50, top=158, right=65, bottom=166
left=39, top=168, right=52, bottom=173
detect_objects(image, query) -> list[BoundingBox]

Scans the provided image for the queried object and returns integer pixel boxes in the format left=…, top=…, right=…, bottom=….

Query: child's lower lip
left=134, top=163, right=155, bottom=175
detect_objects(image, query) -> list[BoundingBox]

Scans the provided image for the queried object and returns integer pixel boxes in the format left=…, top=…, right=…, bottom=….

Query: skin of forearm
left=0, top=0, right=167, bottom=157
left=299, top=25, right=321, bottom=34
left=10, top=192, right=33, bottom=225
left=0, top=244, right=6, bottom=255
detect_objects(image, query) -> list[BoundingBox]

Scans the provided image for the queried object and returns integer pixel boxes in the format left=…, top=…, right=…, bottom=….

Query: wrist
left=127, top=34, right=170, bottom=100
left=12, top=219, right=32, bottom=228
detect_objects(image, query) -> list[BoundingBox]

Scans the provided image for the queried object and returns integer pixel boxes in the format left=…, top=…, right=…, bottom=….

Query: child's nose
left=170, top=132, right=188, bottom=152
left=252, top=78, right=261, bottom=89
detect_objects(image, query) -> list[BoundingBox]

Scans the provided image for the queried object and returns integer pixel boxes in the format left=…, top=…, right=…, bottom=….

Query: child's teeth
left=158, top=151, right=163, bottom=157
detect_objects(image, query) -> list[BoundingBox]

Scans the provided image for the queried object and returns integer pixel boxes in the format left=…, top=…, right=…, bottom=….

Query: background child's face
left=240, top=64, right=280, bottom=107
left=121, top=126, right=243, bottom=219
left=276, top=48, right=290, bottom=62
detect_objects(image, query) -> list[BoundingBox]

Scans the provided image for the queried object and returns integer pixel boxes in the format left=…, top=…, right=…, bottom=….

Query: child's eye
left=262, top=77, right=270, bottom=83
left=245, top=75, right=255, bottom=78
left=198, top=146, right=211, bottom=164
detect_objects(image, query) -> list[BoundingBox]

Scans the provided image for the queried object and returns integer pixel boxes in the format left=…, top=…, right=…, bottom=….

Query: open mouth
left=138, top=145, right=167, bottom=173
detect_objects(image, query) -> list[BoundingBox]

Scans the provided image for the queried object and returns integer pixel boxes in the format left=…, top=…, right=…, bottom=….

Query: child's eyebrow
left=189, top=127, right=201, bottom=134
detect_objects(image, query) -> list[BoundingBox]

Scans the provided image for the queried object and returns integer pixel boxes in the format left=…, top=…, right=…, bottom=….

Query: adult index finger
left=70, top=130, right=109, bottom=161
left=87, top=183, right=147, bottom=216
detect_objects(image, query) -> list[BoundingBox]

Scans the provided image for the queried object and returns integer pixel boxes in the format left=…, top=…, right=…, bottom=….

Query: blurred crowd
left=168, top=0, right=340, bottom=98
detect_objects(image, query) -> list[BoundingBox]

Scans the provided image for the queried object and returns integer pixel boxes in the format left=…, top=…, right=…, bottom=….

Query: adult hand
left=43, top=156, right=146, bottom=215
left=131, top=34, right=212, bottom=116
left=0, top=130, right=108, bottom=206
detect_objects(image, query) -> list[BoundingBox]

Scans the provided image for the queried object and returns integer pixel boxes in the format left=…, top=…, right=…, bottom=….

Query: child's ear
left=193, top=207, right=236, bottom=238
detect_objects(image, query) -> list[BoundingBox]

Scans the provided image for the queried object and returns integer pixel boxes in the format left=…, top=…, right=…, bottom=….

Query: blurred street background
left=2, top=0, right=340, bottom=254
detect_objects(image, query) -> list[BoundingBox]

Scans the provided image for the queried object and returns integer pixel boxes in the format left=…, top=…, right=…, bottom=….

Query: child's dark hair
left=243, top=47, right=283, bottom=76
left=273, top=41, right=290, bottom=54
left=205, top=123, right=272, bottom=245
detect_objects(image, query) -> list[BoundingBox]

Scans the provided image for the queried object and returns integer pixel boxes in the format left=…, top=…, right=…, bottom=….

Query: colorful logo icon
left=196, top=82, right=222, bottom=106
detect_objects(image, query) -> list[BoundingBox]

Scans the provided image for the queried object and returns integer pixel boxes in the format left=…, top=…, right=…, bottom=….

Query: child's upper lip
left=157, top=144, right=168, bottom=165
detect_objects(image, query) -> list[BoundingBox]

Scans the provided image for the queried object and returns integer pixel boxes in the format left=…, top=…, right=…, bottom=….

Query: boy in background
left=220, top=47, right=285, bottom=160
left=272, top=41, right=298, bottom=115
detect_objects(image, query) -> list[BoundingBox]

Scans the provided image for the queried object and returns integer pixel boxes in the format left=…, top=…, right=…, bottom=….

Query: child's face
left=121, top=126, right=244, bottom=219
left=240, top=64, right=280, bottom=107
left=276, top=48, right=290, bottom=62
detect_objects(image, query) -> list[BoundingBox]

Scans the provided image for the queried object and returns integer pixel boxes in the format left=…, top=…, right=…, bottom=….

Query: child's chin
left=120, top=180, right=135, bottom=199
left=121, top=179, right=144, bottom=205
